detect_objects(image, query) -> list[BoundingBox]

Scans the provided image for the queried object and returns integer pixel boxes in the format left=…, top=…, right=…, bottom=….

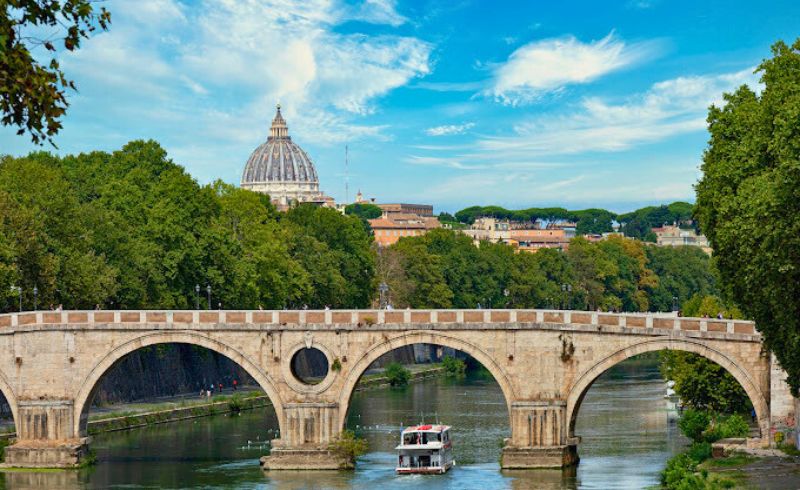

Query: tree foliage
left=344, top=203, right=382, bottom=220
left=379, top=228, right=716, bottom=314
left=384, top=362, right=410, bottom=387
left=660, top=352, right=751, bottom=414
left=694, top=38, right=800, bottom=396
left=1, top=0, right=111, bottom=144
left=0, top=141, right=375, bottom=311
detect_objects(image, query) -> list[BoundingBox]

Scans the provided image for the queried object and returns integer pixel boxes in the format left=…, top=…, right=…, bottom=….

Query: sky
left=2, top=0, right=799, bottom=213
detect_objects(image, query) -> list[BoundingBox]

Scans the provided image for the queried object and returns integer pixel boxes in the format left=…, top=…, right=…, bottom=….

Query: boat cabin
left=395, top=424, right=455, bottom=474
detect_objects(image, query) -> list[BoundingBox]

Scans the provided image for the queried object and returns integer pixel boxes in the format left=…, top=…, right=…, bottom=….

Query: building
left=652, top=225, right=712, bottom=254
left=463, top=217, right=512, bottom=245
left=241, top=105, right=334, bottom=210
left=369, top=212, right=441, bottom=246
left=378, top=203, right=434, bottom=217
left=511, top=228, right=571, bottom=252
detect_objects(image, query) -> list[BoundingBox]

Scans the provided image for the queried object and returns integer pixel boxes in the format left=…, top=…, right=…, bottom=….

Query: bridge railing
left=0, top=309, right=757, bottom=336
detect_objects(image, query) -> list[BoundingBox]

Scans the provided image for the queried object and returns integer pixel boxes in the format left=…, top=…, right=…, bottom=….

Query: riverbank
left=701, top=447, right=800, bottom=489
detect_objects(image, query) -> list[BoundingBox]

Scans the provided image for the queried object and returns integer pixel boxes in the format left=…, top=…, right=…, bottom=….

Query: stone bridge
left=0, top=309, right=795, bottom=469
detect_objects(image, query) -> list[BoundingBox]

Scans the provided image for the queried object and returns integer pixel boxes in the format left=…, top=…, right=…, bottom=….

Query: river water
left=1, top=360, right=687, bottom=489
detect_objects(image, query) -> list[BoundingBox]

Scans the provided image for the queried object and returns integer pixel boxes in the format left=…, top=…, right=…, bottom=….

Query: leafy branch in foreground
left=1, top=1, right=111, bottom=145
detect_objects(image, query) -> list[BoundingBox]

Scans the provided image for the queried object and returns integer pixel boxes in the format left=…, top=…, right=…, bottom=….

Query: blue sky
left=2, top=0, right=799, bottom=213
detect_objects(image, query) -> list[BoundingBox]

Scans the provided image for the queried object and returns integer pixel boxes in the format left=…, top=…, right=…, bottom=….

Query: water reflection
left=0, top=360, right=685, bottom=489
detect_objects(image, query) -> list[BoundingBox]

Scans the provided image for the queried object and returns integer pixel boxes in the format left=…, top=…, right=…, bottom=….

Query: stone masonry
left=0, top=309, right=794, bottom=469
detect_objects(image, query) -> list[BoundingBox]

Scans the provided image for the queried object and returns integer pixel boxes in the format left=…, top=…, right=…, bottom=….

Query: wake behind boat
left=395, top=424, right=455, bottom=474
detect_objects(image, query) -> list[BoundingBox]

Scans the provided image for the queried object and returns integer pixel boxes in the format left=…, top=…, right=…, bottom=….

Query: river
left=1, top=360, right=687, bottom=489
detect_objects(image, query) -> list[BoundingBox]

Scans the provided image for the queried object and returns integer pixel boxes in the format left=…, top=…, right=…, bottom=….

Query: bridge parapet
left=0, top=309, right=759, bottom=338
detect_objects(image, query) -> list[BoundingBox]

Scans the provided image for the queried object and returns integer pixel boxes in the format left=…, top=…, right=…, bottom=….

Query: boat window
left=421, top=433, right=429, bottom=444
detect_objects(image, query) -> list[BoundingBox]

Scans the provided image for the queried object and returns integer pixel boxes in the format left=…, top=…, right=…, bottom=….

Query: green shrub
left=686, top=442, right=712, bottom=463
left=679, top=409, right=711, bottom=442
left=441, top=356, right=466, bottom=377
left=328, top=430, right=368, bottom=469
left=227, top=394, right=243, bottom=413
left=384, top=362, right=411, bottom=387
left=718, top=414, right=749, bottom=439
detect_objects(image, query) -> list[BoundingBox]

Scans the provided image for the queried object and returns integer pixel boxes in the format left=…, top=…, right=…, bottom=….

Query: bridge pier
left=500, top=401, right=578, bottom=469
left=260, top=402, right=346, bottom=470
left=2, top=400, right=89, bottom=468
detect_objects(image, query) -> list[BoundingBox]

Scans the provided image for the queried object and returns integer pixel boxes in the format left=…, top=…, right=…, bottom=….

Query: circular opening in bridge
left=290, top=348, right=329, bottom=385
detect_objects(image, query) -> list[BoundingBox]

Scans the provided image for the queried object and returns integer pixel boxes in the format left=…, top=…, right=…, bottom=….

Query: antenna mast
left=345, top=145, right=350, bottom=205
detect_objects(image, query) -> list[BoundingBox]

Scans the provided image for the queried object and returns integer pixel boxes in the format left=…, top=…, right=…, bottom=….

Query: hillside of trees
left=452, top=201, right=697, bottom=240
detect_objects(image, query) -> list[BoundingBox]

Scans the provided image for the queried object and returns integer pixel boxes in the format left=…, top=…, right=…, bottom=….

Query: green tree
left=660, top=351, right=751, bottom=413
left=1, top=1, right=111, bottom=144
left=328, top=429, right=368, bottom=469
left=694, top=39, right=800, bottom=395
left=345, top=203, right=382, bottom=220
left=645, top=246, right=716, bottom=312
left=384, top=362, right=411, bottom=387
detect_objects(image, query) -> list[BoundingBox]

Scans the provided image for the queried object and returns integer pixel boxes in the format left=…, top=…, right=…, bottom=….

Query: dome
left=240, top=105, right=320, bottom=203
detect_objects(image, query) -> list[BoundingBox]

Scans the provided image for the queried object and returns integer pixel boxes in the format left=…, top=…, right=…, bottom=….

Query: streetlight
left=206, top=285, right=211, bottom=311
left=561, top=283, right=572, bottom=310
left=503, top=288, right=510, bottom=307
left=672, top=296, right=679, bottom=313
left=10, top=286, right=21, bottom=312
left=33, top=286, right=38, bottom=311
left=378, top=282, right=389, bottom=309
left=195, top=284, right=200, bottom=310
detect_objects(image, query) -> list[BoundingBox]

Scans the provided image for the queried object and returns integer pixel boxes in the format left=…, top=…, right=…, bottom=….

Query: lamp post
left=561, top=283, right=572, bottom=310
left=206, top=285, right=211, bottom=311
left=672, top=296, right=678, bottom=313
left=195, top=284, right=200, bottom=310
left=33, top=286, right=38, bottom=311
left=378, top=282, right=389, bottom=309
left=503, top=288, right=510, bottom=307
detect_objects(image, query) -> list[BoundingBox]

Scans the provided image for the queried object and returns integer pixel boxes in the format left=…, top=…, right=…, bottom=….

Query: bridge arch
left=565, top=338, right=769, bottom=441
left=336, top=330, right=515, bottom=429
left=73, top=331, right=285, bottom=438
left=0, top=369, right=18, bottom=433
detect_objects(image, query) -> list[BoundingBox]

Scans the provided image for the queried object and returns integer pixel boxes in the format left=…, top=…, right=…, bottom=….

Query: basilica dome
left=240, top=105, right=321, bottom=205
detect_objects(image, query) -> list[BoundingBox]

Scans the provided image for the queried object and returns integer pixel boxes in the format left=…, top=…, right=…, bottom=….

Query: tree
left=695, top=38, right=800, bottom=396
left=384, top=362, right=411, bottom=387
left=328, top=429, right=368, bottom=469
left=344, top=203, right=382, bottom=220
left=1, top=1, right=111, bottom=144
left=660, top=351, right=751, bottom=414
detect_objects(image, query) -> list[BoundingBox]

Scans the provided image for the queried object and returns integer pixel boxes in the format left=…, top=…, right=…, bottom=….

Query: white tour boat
left=395, top=424, right=455, bottom=474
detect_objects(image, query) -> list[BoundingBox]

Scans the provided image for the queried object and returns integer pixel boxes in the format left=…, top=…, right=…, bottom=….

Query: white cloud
left=480, top=68, right=758, bottom=156
left=425, top=122, right=475, bottom=136
left=486, top=32, right=659, bottom=105
left=348, top=0, right=408, bottom=26
left=55, top=0, right=432, bottom=185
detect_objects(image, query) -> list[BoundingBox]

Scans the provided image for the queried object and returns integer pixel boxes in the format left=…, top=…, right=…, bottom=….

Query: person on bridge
left=218, top=382, right=223, bottom=393
left=233, top=379, right=238, bottom=391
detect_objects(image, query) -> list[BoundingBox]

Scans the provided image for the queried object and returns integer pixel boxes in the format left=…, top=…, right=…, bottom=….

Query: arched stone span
left=72, top=331, right=285, bottom=438
left=0, top=369, right=18, bottom=433
left=565, top=338, right=770, bottom=441
left=336, top=330, right=516, bottom=430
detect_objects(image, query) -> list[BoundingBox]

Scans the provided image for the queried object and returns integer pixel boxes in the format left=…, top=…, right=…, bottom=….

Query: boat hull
left=395, top=461, right=455, bottom=474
